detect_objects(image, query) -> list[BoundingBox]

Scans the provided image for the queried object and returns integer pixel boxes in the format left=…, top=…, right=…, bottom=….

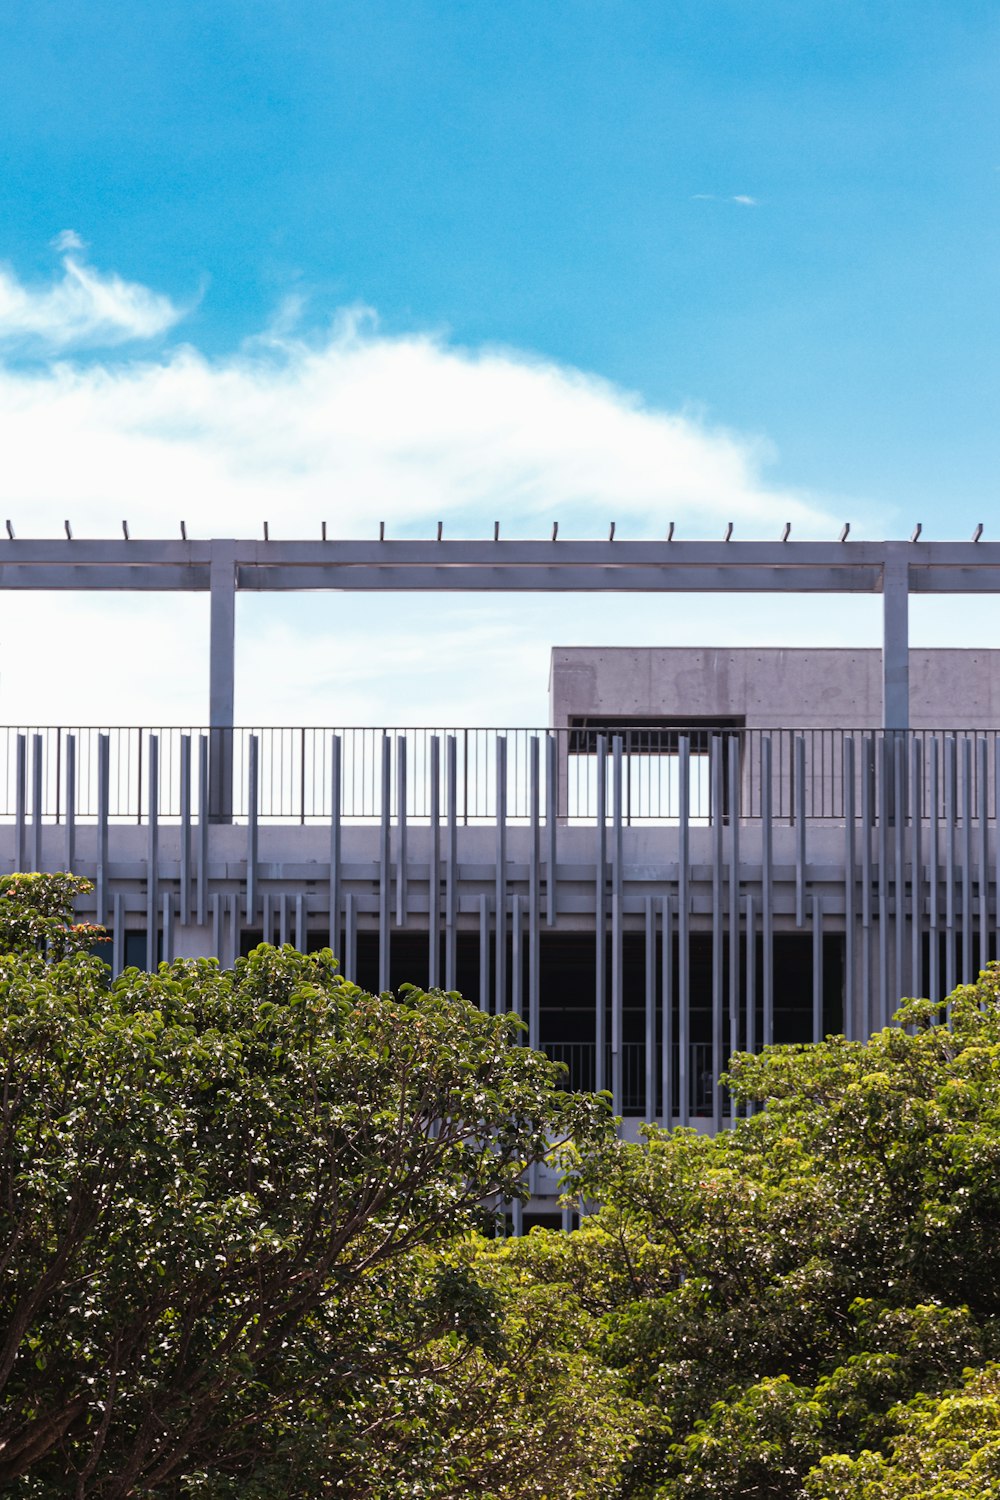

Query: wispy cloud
left=692, top=193, right=759, bottom=207
left=0, top=234, right=185, bottom=350
left=0, top=311, right=831, bottom=540
left=0, top=244, right=863, bottom=726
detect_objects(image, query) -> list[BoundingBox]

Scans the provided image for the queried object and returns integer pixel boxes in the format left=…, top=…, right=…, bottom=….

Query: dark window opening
left=566, top=716, right=745, bottom=821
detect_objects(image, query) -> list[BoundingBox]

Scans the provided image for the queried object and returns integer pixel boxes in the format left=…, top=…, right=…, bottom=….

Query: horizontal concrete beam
left=1, top=535, right=1000, bottom=592
left=235, top=563, right=885, bottom=593
left=0, top=564, right=212, bottom=590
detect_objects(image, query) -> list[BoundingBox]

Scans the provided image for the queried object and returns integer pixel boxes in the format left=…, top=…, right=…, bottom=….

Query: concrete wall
left=550, top=648, right=1000, bottom=729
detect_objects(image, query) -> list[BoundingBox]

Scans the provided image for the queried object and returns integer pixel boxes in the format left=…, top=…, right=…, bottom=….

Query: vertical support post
left=746, top=892, right=756, bottom=1058
left=112, top=891, right=124, bottom=976
left=295, top=893, right=306, bottom=955
left=844, top=736, right=856, bottom=1040
left=396, top=737, right=408, bottom=928
left=179, top=734, right=191, bottom=925
left=65, top=733, right=76, bottom=875
left=611, top=736, right=624, bottom=1118
left=162, top=891, right=174, bottom=964
left=31, top=733, right=43, bottom=872
left=962, top=736, right=973, bottom=983
left=228, top=890, right=240, bottom=968
left=546, top=731, right=558, bottom=926
left=812, top=894, right=823, bottom=1042
left=910, top=737, right=922, bottom=1002
left=862, top=736, right=874, bottom=954
left=345, top=892, right=357, bottom=980
left=728, top=742, right=741, bottom=1097
left=661, top=894, right=673, bottom=1126
left=329, top=735, right=341, bottom=956
left=875, top=741, right=893, bottom=1032
left=197, top=734, right=209, bottom=927
left=246, top=734, right=259, bottom=924
left=494, top=736, right=506, bottom=1009
left=644, top=896, right=655, bottom=1121
left=678, top=735, right=690, bottom=1125
left=211, top=893, right=222, bottom=962
left=479, top=892, right=490, bottom=1012
left=929, top=737, right=940, bottom=1003
left=877, top=736, right=890, bottom=1027
left=429, top=736, right=441, bottom=989
left=894, top=732, right=907, bottom=999
left=881, top=533, right=907, bottom=986
left=761, top=735, right=774, bottom=1047
left=528, top=736, right=541, bottom=1052
left=995, top=738, right=1000, bottom=969
left=595, top=735, right=607, bottom=1096
left=14, top=734, right=26, bottom=873
left=794, top=735, right=806, bottom=928
left=146, top=734, right=158, bottom=971
left=882, top=544, right=910, bottom=731
left=511, top=892, right=522, bottom=1019
left=379, top=734, right=391, bottom=993
left=96, top=733, right=110, bottom=927
left=979, top=736, right=989, bottom=973
left=445, top=734, right=458, bottom=991
left=945, top=736, right=957, bottom=995
left=209, top=541, right=236, bottom=823
left=710, top=736, right=723, bottom=1132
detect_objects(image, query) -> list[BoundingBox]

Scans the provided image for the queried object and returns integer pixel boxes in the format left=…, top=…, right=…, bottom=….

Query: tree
left=331, top=1233, right=640, bottom=1498
left=15, top=868, right=1000, bottom=1496
left=808, top=1363, right=1000, bottom=1499
left=0, top=873, right=614, bottom=1497
left=548, top=970, right=1000, bottom=1497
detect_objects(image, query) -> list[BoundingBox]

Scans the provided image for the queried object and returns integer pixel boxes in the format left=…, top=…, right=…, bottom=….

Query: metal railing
left=545, top=1041, right=717, bottom=1116
left=2, top=725, right=1000, bottom=826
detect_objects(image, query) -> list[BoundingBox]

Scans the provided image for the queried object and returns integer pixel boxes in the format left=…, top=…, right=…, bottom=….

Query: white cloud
left=52, top=229, right=85, bottom=253
left=0, top=264, right=882, bottom=726
left=0, top=312, right=833, bottom=539
left=0, top=238, right=184, bottom=350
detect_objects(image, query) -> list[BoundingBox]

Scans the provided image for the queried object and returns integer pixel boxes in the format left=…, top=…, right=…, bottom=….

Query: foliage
left=551, top=968, right=1000, bottom=1497
left=0, top=875, right=614, bottom=1497
left=807, top=1362, right=1000, bottom=1499
left=335, top=1234, right=641, bottom=1498
left=10, top=870, right=1000, bottom=1495
left=0, top=872, right=107, bottom=960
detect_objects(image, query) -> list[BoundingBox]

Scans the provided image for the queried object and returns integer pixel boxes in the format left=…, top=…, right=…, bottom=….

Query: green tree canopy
left=11, top=870, right=1000, bottom=1496
left=808, top=1362, right=1000, bottom=1499
left=547, top=970, right=1000, bottom=1497
left=0, top=873, right=617, bottom=1497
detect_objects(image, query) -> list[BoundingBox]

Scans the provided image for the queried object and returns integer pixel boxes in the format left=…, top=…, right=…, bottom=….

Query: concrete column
left=209, top=541, right=236, bottom=822
left=882, top=546, right=909, bottom=731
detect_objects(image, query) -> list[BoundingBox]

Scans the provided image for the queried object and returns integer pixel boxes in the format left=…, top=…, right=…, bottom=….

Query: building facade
left=3, top=532, right=999, bottom=1217
left=4, top=645, right=999, bottom=1132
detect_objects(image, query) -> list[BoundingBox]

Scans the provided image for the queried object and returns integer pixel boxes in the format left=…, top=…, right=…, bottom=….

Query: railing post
left=31, top=733, right=43, bottom=872
left=14, top=734, right=26, bottom=873
left=209, top=541, right=236, bottom=823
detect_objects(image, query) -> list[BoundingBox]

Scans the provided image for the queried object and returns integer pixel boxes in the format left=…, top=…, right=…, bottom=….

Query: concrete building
left=3, top=532, right=1000, bottom=1217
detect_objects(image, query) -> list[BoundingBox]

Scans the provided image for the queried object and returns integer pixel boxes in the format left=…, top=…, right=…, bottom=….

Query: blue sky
left=0, top=1, right=998, bottom=723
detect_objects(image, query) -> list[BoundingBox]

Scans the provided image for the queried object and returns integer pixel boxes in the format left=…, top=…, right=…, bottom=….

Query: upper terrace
left=2, top=526, right=1000, bottom=752
left=3, top=527, right=1000, bottom=833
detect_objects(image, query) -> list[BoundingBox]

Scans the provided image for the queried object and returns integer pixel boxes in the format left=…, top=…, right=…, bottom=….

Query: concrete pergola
left=2, top=532, right=996, bottom=739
